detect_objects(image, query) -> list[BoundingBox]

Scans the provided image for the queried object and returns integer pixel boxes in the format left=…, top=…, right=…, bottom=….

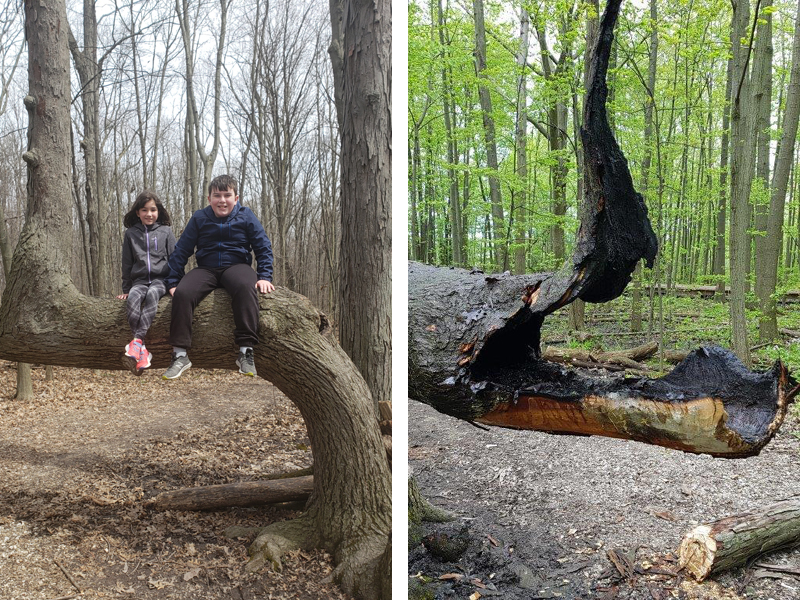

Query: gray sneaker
left=236, top=348, right=256, bottom=376
left=163, top=353, right=192, bottom=380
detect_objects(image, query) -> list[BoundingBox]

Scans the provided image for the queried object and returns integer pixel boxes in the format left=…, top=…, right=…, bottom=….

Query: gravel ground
left=409, top=399, right=800, bottom=599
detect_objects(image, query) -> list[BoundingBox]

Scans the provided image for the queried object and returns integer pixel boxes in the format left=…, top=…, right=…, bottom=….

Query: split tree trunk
left=408, top=0, right=791, bottom=459
left=6, top=3, right=390, bottom=597
left=678, top=497, right=800, bottom=580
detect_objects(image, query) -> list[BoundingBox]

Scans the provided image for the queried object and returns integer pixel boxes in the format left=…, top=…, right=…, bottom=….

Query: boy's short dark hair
left=209, top=174, right=238, bottom=196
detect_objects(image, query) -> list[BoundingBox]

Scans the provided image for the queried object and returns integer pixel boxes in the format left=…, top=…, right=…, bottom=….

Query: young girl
left=116, top=191, right=176, bottom=374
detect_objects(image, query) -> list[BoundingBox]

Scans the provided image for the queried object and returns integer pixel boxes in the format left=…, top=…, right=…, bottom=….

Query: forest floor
left=0, top=362, right=348, bottom=600
left=409, top=292, right=800, bottom=599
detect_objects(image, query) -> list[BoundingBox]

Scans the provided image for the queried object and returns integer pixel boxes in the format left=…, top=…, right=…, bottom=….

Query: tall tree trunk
left=437, top=0, right=464, bottom=266
left=715, top=58, right=733, bottom=299
left=752, top=0, right=776, bottom=341
left=473, top=0, right=506, bottom=271
left=729, top=0, right=758, bottom=366
left=513, top=7, right=529, bottom=275
left=760, top=0, right=800, bottom=342
left=67, top=0, right=108, bottom=296
left=334, top=0, right=392, bottom=415
left=12, top=3, right=391, bottom=598
left=634, top=0, right=658, bottom=333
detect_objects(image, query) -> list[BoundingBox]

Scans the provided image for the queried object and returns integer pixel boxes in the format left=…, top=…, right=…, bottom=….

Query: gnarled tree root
left=246, top=514, right=391, bottom=596
left=246, top=516, right=319, bottom=573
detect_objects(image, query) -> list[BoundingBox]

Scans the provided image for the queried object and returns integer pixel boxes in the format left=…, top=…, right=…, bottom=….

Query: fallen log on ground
left=408, top=0, right=793, bottom=458
left=542, top=340, right=657, bottom=371
left=678, top=497, right=800, bottom=580
left=151, top=475, right=314, bottom=511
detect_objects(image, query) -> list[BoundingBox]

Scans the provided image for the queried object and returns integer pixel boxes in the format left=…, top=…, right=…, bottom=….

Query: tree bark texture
left=678, top=497, right=800, bottom=581
left=338, top=0, right=392, bottom=412
left=9, top=3, right=391, bottom=597
left=408, top=0, right=790, bottom=459
left=409, top=264, right=789, bottom=457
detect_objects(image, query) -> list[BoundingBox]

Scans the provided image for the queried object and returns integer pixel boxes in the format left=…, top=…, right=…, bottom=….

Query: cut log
left=151, top=476, right=314, bottom=511
left=407, top=0, right=792, bottom=458
left=678, top=497, right=800, bottom=580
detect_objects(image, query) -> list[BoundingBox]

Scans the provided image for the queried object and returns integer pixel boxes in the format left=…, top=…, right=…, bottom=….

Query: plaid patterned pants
left=126, top=280, right=167, bottom=340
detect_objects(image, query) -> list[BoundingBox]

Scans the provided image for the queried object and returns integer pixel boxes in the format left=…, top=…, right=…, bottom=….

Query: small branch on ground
left=53, top=560, right=81, bottom=594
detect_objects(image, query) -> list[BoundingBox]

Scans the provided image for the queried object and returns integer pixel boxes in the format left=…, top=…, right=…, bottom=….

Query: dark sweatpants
left=169, top=263, right=259, bottom=349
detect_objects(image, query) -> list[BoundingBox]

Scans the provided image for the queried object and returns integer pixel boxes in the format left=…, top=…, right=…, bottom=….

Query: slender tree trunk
left=437, top=0, right=464, bottom=266
left=67, top=0, right=108, bottom=296
left=760, top=0, right=800, bottom=341
left=715, top=57, right=733, bottom=299
left=473, top=0, right=506, bottom=271
left=752, top=0, right=776, bottom=341
left=729, top=0, right=758, bottom=366
left=335, top=0, right=392, bottom=413
left=513, top=8, right=529, bottom=275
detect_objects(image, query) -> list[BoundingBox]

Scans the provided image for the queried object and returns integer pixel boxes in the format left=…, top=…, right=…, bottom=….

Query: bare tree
left=328, top=0, right=391, bottom=412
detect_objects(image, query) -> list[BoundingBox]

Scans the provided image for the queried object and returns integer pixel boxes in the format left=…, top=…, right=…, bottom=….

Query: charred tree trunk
left=408, top=0, right=791, bottom=459
left=8, top=2, right=390, bottom=597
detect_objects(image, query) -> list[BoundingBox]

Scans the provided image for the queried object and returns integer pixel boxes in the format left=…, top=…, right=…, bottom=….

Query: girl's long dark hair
left=123, top=190, right=172, bottom=228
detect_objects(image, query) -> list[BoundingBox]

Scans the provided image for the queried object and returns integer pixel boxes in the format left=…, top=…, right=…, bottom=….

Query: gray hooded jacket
left=121, top=222, right=177, bottom=293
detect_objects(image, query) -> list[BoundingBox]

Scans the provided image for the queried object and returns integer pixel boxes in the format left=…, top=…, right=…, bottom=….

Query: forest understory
left=0, top=363, right=347, bottom=600
left=409, top=291, right=800, bottom=600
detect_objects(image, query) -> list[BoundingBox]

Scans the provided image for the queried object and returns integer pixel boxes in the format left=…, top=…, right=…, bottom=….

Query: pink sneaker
left=136, top=347, right=152, bottom=372
left=125, top=339, right=143, bottom=360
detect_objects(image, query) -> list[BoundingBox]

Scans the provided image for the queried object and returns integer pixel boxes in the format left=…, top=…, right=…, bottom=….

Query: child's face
left=208, top=187, right=239, bottom=218
left=138, top=199, right=159, bottom=226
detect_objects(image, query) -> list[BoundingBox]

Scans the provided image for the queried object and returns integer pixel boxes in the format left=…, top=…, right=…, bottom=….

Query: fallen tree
left=678, top=497, right=800, bottom=581
left=408, top=0, right=792, bottom=458
left=2, top=2, right=390, bottom=597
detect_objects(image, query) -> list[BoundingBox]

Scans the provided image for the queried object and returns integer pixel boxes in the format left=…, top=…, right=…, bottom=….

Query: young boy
left=163, top=174, right=274, bottom=379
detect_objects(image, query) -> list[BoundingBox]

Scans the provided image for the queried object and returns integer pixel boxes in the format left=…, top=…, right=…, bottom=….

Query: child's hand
left=169, top=287, right=177, bottom=296
left=116, top=293, right=128, bottom=300
left=256, top=280, right=275, bottom=294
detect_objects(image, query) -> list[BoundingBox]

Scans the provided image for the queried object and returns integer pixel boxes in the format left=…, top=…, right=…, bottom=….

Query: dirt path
left=409, top=399, right=800, bottom=599
left=0, top=363, right=347, bottom=600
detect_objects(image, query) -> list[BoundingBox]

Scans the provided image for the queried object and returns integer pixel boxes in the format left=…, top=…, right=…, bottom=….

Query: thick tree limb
left=678, top=497, right=800, bottom=580
left=408, top=0, right=792, bottom=458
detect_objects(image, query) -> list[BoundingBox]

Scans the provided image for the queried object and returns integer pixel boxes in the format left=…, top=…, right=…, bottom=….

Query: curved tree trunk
left=8, top=2, right=391, bottom=597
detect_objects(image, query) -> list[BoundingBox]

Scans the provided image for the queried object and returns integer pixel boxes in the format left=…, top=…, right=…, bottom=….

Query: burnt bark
left=408, top=0, right=791, bottom=459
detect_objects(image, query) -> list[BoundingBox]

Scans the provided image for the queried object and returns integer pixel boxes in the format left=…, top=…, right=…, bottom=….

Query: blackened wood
left=407, top=0, right=790, bottom=458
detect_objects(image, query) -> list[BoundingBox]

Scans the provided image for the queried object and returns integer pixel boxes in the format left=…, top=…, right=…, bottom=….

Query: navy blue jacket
left=166, top=203, right=273, bottom=288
